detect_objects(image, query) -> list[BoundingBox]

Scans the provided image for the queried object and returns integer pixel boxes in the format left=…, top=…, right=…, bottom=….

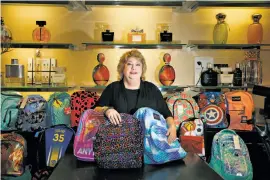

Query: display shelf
left=1, top=42, right=75, bottom=49
left=2, top=0, right=270, bottom=7
left=189, top=85, right=254, bottom=90
left=83, top=41, right=184, bottom=49
left=1, top=85, right=76, bottom=92
left=80, top=85, right=107, bottom=91
left=186, top=44, right=270, bottom=50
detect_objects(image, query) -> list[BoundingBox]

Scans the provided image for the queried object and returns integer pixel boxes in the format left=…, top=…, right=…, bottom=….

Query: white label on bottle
left=52, top=74, right=65, bottom=83
left=132, top=35, right=142, bottom=42
left=233, top=135, right=241, bottom=150
left=177, top=104, right=184, bottom=115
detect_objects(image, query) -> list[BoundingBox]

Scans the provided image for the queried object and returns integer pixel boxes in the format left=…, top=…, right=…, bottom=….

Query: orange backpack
left=225, top=91, right=254, bottom=131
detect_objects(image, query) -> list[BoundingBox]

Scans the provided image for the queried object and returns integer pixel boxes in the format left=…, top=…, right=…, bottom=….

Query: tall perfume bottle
left=213, top=13, right=229, bottom=44
left=201, top=63, right=218, bottom=86
left=32, top=21, right=51, bottom=42
left=233, top=63, right=243, bottom=86
left=92, top=53, right=110, bottom=86
left=247, top=14, right=263, bottom=44
left=5, top=59, right=25, bottom=87
left=1, top=17, right=12, bottom=42
left=159, top=53, right=175, bottom=86
left=241, top=51, right=262, bottom=85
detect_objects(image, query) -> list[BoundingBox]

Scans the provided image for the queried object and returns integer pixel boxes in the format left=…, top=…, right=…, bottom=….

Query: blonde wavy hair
left=117, top=49, right=147, bottom=80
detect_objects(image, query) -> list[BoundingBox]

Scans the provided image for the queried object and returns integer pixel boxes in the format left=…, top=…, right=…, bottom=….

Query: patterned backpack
left=1, top=91, right=22, bottom=131
left=166, top=92, right=200, bottom=130
left=94, top=113, right=143, bottom=169
left=198, top=92, right=228, bottom=128
left=225, top=91, right=254, bottom=131
left=209, top=129, right=253, bottom=180
left=16, top=95, right=47, bottom=132
left=71, top=91, right=100, bottom=127
left=74, top=109, right=103, bottom=161
left=134, top=107, right=187, bottom=164
left=1, top=132, right=30, bottom=179
left=180, top=118, right=205, bottom=157
left=47, top=92, right=71, bottom=127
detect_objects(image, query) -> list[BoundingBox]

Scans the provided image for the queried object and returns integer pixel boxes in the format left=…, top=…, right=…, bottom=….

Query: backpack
left=74, top=109, right=102, bottom=161
left=47, top=92, right=71, bottom=127
left=225, top=91, right=254, bottom=131
left=198, top=92, right=228, bottom=128
left=1, top=91, right=22, bottom=131
left=209, top=129, right=253, bottom=180
left=1, top=132, right=28, bottom=178
left=16, top=95, right=47, bottom=132
left=70, top=91, right=100, bottom=127
left=179, top=118, right=205, bottom=157
left=134, top=107, right=187, bottom=164
left=93, top=113, right=143, bottom=169
left=166, top=92, right=200, bottom=130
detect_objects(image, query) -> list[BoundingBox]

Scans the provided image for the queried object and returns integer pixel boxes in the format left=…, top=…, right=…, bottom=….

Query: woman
left=96, top=49, right=176, bottom=144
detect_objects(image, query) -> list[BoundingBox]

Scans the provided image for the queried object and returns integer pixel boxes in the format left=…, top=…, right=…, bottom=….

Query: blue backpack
left=1, top=91, right=22, bottom=131
left=198, top=92, right=228, bottom=128
left=47, top=92, right=71, bottom=127
left=209, top=129, right=253, bottom=180
left=16, top=95, right=47, bottom=132
left=133, top=107, right=187, bottom=164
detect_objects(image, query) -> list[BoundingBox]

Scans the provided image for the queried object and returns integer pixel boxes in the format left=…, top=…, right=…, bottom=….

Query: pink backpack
left=73, top=109, right=103, bottom=161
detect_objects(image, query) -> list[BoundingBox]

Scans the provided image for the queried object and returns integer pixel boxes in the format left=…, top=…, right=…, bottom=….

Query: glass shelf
left=1, top=86, right=76, bottom=92
left=83, top=41, right=184, bottom=49
left=189, top=85, right=254, bottom=90
left=187, top=44, right=270, bottom=50
left=1, top=42, right=75, bottom=49
left=2, top=1, right=270, bottom=7
left=80, top=85, right=107, bottom=91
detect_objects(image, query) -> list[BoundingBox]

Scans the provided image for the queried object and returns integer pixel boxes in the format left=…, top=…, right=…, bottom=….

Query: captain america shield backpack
left=198, top=92, right=228, bottom=129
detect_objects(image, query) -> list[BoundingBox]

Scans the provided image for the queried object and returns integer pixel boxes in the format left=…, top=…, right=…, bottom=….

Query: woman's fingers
left=107, top=109, right=121, bottom=125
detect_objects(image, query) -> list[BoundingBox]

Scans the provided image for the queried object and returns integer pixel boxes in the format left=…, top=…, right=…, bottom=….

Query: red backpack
left=70, top=91, right=100, bottom=127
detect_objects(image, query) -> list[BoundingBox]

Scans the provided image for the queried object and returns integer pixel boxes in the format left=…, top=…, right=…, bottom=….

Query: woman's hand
left=165, top=117, right=177, bottom=144
left=105, top=108, right=122, bottom=125
left=166, top=125, right=177, bottom=144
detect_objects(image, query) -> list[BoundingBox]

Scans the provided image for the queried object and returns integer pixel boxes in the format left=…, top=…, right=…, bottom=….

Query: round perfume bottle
left=159, top=53, right=175, bottom=86
left=1, top=17, right=12, bottom=42
left=32, top=21, right=51, bottom=42
left=92, top=53, right=110, bottom=86
left=213, top=13, right=229, bottom=44
left=247, top=14, right=263, bottom=44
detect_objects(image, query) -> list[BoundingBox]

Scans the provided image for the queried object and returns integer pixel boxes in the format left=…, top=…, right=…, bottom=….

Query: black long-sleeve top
left=97, top=80, right=172, bottom=119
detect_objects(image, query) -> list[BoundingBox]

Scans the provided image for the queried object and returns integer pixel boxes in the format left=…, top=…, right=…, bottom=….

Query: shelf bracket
left=173, top=1, right=199, bottom=13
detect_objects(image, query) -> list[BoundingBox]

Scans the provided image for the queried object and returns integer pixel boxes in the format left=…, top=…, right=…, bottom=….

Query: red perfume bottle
left=32, top=21, right=51, bottom=42
left=159, top=53, right=175, bottom=86
left=92, top=53, right=110, bottom=86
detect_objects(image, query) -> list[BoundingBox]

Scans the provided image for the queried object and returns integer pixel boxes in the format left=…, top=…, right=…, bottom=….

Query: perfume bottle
left=242, top=59, right=262, bottom=85
left=102, top=30, right=114, bottom=42
left=213, top=13, right=229, bottom=44
left=159, top=53, right=175, bottom=86
left=128, top=27, right=146, bottom=43
left=247, top=14, right=263, bottom=44
left=159, top=24, right=172, bottom=42
left=201, top=63, right=218, bottom=86
left=92, top=53, right=110, bottom=86
left=5, top=59, right=25, bottom=87
left=233, top=63, right=243, bottom=86
left=1, top=17, right=12, bottom=42
left=32, top=21, right=51, bottom=42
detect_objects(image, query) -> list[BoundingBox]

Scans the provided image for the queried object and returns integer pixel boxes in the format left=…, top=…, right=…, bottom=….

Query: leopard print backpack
left=93, top=113, right=143, bottom=169
left=70, top=91, right=100, bottom=127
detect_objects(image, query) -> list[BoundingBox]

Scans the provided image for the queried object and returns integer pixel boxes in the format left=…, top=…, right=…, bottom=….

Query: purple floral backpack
left=73, top=109, right=103, bottom=161
left=93, top=113, right=143, bottom=169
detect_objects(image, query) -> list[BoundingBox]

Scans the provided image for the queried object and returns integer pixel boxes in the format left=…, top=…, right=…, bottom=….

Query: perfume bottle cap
left=207, top=63, right=213, bottom=69
left=216, top=13, right=226, bottom=21
left=252, top=14, right=262, bottom=23
left=235, top=63, right=240, bottom=68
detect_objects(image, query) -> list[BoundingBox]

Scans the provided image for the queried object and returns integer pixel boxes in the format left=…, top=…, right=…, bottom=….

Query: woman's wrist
left=103, top=106, right=113, bottom=115
left=166, top=117, right=176, bottom=129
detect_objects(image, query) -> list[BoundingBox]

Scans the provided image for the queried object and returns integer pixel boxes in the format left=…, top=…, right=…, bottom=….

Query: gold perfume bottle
left=247, top=14, right=263, bottom=44
left=128, top=27, right=146, bottom=43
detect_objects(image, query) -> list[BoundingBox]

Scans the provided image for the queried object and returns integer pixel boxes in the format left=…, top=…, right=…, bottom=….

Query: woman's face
left=123, top=57, right=143, bottom=81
